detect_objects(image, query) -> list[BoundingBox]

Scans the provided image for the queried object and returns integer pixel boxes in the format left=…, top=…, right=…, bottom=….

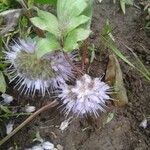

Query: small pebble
left=6, top=121, right=14, bottom=134
left=2, top=93, right=13, bottom=104
left=25, top=106, right=36, bottom=113
left=42, top=141, right=54, bottom=150
left=57, top=144, right=63, bottom=150
left=139, top=119, right=147, bottom=129
left=31, top=145, right=43, bottom=150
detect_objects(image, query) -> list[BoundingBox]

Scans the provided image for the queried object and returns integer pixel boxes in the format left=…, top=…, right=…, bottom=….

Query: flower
left=58, top=74, right=111, bottom=117
left=45, top=51, right=78, bottom=90
left=5, top=38, right=77, bottom=96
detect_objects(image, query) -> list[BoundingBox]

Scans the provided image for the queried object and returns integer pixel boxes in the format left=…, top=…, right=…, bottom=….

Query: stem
left=81, top=41, right=89, bottom=71
left=0, top=100, right=59, bottom=146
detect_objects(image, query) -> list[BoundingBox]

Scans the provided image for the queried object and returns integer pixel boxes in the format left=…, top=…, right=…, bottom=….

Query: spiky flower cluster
left=5, top=39, right=111, bottom=117
left=5, top=39, right=77, bottom=96
left=58, top=74, right=111, bottom=117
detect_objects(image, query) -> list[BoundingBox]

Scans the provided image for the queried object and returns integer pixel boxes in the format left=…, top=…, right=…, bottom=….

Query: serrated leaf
left=36, top=35, right=61, bottom=58
left=64, top=28, right=91, bottom=52
left=30, top=9, right=60, bottom=37
left=0, top=71, right=6, bottom=93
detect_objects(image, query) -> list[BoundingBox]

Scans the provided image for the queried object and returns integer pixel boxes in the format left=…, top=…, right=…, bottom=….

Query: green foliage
left=65, top=15, right=90, bottom=35
left=88, top=44, right=96, bottom=63
left=64, top=28, right=91, bottom=52
left=31, top=9, right=60, bottom=38
left=119, top=0, right=133, bottom=14
left=101, top=21, right=134, bottom=67
left=82, top=0, right=94, bottom=29
left=0, top=0, right=10, bottom=12
left=0, top=0, right=10, bottom=5
left=146, top=21, right=150, bottom=30
left=27, top=0, right=34, bottom=8
left=145, top=5, right=150, bottom=30
left=101, top=20, right=150, bottom=81
left=57, top=0, right=87, bottom=19
left=0, top=105, right=32, bottom=120
left=0, top=105, right=11, bottom=114
left=36, top=34, right=61, bottom=58
left=99, top=0, right=133, bottom=14
left=31, top=0, right=93, bottom=57
left=34, top=0, right=57, bottom=6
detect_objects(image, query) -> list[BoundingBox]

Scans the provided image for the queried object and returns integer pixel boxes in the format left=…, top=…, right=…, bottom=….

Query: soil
left=1, top=0, right=150, bottom=150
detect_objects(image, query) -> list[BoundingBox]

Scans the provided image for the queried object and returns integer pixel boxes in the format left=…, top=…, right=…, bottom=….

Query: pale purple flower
left=46, top=51, right=78, bottom=90
left=58, top=74, right=111, bottom=117
left=5, top=39, right=77, bottom=96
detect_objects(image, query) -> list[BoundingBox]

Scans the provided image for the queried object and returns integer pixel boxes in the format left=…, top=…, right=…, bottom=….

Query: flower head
left=5, top=38, right=77, bottom=96
left=59, top=74, right=111, bottom=117
left=45, top=51, right=78, bottom=89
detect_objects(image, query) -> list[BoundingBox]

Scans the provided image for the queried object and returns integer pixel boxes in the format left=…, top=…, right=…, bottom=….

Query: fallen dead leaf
left=105, top=54, right=128, bottom=106
left=0, top=9, right=22, bottom=35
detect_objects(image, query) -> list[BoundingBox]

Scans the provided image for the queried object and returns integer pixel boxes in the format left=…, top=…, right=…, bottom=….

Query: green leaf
left=64, top=28, right=91, bottom=52
left=57, top=0, right=87, bottom=19
left=101, top=20, right=134, bottom=67
left=101, top=36, right=135, bottom=68
left=0, top=71, right=6, bottom=93
left=67, top=15, right=90, bottom=34
left=34, top=0, right=57, bottom=6
left=120, top=0, right=125, bottom=14
left=101, top=20, right=115, bottom=42
left=30, top=9, right=60, bottom=37
left=120, top=0, right=133, bottom=14
left=57, top=0, right=89, bottom=35
left=27, top=0, right=34, bottom=8
left=101, top=21, right=150, bottom=81
left=36, top=35, right=61, bottom=58
left=0, top=0, right=10, bottom=5
left=81, top=0, right=93, bottom=29
left=0, top=105, right=11, bottom=114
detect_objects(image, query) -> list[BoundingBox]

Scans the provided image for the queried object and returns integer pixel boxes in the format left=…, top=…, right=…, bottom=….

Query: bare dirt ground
left=2, top=0, right=150, bottom=149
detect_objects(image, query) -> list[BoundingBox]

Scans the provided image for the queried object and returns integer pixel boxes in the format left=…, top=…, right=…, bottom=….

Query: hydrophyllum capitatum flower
left=5, top=39, right=77, bottom=96
left=59, top=74, right=111, bottom=117
left=45, top=51, right=78, bottom=90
